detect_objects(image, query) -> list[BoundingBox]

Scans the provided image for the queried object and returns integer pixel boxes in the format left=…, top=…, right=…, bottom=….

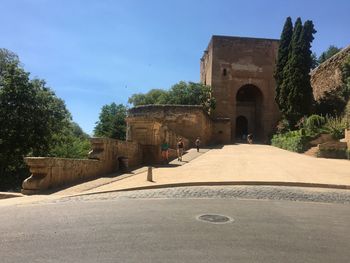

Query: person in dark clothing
left=195, top=137, right=200, bottom=152
left=177, top=138, right=184, bottom=161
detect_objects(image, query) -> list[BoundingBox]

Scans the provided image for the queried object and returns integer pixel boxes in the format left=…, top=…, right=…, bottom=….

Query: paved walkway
left=1, top=144, right=350, bottom=206
left=51, top=147, right=210, bottom=196
left=83, top=144, right=350, bottom=195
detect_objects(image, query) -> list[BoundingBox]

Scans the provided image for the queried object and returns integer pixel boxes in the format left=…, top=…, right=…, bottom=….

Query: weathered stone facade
left=127, top=105, right=211, bottom=162
left=200, top=35, right=281, bottom=142
left=311, top=45, right=350, bottom=101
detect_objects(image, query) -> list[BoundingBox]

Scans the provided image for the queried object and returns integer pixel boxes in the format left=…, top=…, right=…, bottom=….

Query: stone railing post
left=22, top=157, right=53, bottom=194
left=88, top=138, right=107, bottom=161
left=88, top=137, right=118, bottom=171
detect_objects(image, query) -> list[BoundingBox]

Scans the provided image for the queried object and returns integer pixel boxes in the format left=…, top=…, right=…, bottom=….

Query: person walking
left=177, top=138, right=184, bottom=161
left=195, top=137, right=200, bottom=152
left=161, top=140, right=169, bottom=164
left=247, top=133, right=253, bottom=144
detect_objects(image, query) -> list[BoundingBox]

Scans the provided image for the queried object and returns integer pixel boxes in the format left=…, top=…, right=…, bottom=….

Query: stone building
left=200, top=35, right=280, bottom=143
left=126, top=35, right=281, bottom=159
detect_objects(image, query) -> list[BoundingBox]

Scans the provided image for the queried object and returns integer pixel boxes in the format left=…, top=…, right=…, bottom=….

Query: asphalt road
left=1, top=190, right=350, bottom=263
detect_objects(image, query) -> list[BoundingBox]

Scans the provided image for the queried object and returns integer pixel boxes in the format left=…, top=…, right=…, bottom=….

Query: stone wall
left=22, top=138, right=143, bottom=194
left=200, top=39, right=213, bottom=86
left=117, top=140, right=143, bottom=167
left=311, top=45, right=350, bottom=101
left=212, top=118, right=231, bottom=144
left=126, top=106, right=197, bottom=163
left=127, top=105, right=213, bottom=147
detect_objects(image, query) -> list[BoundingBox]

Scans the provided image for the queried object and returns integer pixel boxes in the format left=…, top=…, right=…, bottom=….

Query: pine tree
left=274, top=17, right=293, bottom=109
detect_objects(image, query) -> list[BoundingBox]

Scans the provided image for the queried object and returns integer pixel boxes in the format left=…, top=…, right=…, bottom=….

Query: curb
left=71, top=181, right=350, bottom=197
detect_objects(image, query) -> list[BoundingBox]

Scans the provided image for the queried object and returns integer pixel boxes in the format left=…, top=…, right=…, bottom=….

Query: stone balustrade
left=22, top=138, right=143, bottom=194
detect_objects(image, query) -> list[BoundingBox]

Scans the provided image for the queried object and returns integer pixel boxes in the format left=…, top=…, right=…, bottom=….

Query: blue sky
left=1, top=0, right=349, bottom=134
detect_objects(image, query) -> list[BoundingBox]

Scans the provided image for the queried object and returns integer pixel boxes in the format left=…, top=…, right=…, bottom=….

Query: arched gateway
left=235, top=84, right=263, bottom=141
left=200, top=35, right=281, bottom=144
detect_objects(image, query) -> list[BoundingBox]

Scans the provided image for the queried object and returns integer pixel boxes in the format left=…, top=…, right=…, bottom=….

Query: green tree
left=279, top=18, right=316, bottom=127
left=0, top=48, right=19, bottom=74
left=49, top=121, right=90, bottom=159
left=318, top=45, right=342, bottom=64
left=279, top=17, right=303, bottom=122
left=128, top=89, right=168, bottom=106
left=311, top=52, right=319, bottom=69
left=274, top=16, right=293, bottom=109
left=29, top=78, right=71, bottom=156
left=298, top=20, right=316, bottom=113
left=70, top=122, right=89, bottom=139
left=94, top=103, right=127, bottom=140
left=128, top=81, right=216, bottom=113
left=0, top=60, right=72, bottom=189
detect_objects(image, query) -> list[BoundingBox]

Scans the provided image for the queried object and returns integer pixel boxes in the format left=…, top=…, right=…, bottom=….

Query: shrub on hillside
left=271, top=130, right=310, bottom=153
left=304, top=114, right=326, bottom=134
left=324, top=116, right=347, bottom=139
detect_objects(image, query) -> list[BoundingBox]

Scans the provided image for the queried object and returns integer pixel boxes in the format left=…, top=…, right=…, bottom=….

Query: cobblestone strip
left=45, top=186, right=350, bottom=205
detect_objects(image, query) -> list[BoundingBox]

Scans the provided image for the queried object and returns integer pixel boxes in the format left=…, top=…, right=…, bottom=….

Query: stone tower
left=200, top=35, right=281, bottom=143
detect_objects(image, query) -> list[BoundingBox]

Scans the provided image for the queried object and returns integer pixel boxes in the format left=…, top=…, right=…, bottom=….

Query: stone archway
left=234, top=84, right=263, bottom=141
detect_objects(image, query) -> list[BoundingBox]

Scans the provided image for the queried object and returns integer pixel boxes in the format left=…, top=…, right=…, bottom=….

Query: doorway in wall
left=235, top=116, right=248, bottom=141
left=234, top=84, right=263, bottom=141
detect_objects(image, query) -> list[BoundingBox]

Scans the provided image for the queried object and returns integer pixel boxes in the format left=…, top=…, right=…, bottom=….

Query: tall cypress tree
left=299, top=20, right=316, bottom=115
left=279, top=18, right=316, bottom=127
left=274, top=17, right=293, bottom=109
left=280, top=17, right=304, bottom=126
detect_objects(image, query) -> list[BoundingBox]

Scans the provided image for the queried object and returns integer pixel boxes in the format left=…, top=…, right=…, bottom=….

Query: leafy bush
left=304, top=114, right=326, bottom=133
left=324, top=116, right=347, bottom=139
left=271, top=130, right=310, bottom=153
